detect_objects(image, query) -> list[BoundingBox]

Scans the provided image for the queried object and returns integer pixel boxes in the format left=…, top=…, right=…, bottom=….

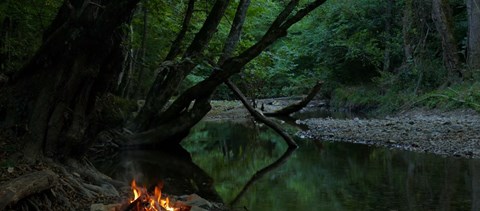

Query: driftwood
left=265, top=81, right=323, bottom=116
left=225, top=80, right=298, bottom=148
left=0, top=170, right=58, bottom=210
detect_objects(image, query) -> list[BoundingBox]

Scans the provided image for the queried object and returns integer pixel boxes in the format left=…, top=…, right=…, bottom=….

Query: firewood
left=0, top=170, right=58, bottom=210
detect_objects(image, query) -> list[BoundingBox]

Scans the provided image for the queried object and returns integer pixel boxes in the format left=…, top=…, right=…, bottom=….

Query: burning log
left=91, top=180, right=225, bottom=211
left=118, top=180, right=191, bottom=211
left=0, top=170, right=58, bottom=210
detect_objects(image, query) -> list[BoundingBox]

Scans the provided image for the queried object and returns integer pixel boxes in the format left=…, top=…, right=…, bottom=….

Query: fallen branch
left=265, top=81, right=323, bottom=116
left=225, top=79, right=298, bottom=148
left=0, top=170, right=58, bottom=210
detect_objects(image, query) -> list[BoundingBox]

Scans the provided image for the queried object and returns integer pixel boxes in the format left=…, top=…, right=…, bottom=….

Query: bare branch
left=165, top=0, right=196, bottom=60
left=183, top=0, right=230, bottom=59
left=218, top=0, right=251, bottom=64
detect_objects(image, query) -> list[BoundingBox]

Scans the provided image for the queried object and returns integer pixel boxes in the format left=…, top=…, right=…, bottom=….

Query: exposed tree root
left=2, top=159, right=127, bottom=210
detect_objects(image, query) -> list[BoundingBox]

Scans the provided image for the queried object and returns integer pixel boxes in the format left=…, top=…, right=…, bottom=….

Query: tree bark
left=125, top=0, right=327, bottom=147
left=0, top=170, right=58, bottom=210
left=467, top=0, right=480, bottom=71
left=383, top=0, right=394, bottom=72
left=218, top=0, right=251, bottom=64
left=133, top=0, right=230, bottom=132
left=165, top=0, right=196, bottom=61
left=432, top=0, right=462, bottom=80
left=1, top=0, right=140, bottom=160
left=116, top=24, right=135, bottom=97
left=402, top=0, right=414, bottom=64
left=132, top=2, right=148, bottom=99
left=218, top=0, right=297, bottom=148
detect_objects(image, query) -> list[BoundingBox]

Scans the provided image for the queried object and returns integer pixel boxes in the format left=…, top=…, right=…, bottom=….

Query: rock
left=299, top=109, right=480, bottom=159
left=179, top=194, right=212, bottom=210
left=90, top=203, right=121, bottom=211
left=387, top=140, right=396, bottom=144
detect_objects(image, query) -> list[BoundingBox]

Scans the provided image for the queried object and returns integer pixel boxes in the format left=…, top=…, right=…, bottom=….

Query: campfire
left=125, top=180, right=190, bottom=211
left=91, top=179, right=218, bottom=211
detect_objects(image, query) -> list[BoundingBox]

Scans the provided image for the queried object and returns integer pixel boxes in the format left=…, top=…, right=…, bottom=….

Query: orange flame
left=129, top=179, right=176, bottom=211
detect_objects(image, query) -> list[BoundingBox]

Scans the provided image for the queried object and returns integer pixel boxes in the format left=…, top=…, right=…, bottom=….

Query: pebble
left=299, top=109, right=480, bottom=158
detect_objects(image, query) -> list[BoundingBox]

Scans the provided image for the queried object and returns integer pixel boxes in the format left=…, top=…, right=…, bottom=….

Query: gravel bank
left=299, top=109, right=480, bottom=159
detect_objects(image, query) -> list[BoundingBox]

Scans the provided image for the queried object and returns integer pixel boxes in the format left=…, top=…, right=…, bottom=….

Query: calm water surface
left=181, top=120, right=480, bottom=210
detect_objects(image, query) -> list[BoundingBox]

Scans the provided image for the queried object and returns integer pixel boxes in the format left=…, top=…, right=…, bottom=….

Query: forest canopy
left=1, top=0, right=480, bottom=210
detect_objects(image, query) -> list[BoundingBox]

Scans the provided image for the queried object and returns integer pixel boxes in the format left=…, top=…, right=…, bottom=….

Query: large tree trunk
left=1, top=0, right=140, bottom=160
left=432, top=0, right=462, bottom=81
left=467, top=0, right=480, bottom=71
left=133, top=0, right=230, bottom=132
left=124, top=0, right=327, bottom=148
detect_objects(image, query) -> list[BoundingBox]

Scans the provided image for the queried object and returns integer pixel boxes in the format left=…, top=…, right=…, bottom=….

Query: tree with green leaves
left=0, top=0, right=326, bottom=208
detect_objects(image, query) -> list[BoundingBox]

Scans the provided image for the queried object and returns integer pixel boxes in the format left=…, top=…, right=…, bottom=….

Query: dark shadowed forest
left=1, top=0, right=479, bottom=210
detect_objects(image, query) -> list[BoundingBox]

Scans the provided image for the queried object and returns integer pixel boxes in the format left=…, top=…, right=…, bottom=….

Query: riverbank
left=300, top=109, right=480, bottom=159
left=206, top=99, right=480, bottom=159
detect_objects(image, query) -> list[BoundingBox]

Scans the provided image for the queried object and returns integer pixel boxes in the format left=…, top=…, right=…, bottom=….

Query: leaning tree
left=0, top=0, right=326, bottom=208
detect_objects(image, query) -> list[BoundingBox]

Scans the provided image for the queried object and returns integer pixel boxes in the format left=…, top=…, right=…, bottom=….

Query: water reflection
left=92, top=145, right=222, bottom=202
left=182, top=120, right=478, bottom=210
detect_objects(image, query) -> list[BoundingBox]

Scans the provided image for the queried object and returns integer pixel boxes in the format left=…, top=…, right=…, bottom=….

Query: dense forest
left=0, top=0, right=480, bottom=210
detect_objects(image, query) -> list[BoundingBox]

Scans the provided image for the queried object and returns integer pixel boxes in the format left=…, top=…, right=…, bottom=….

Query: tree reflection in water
left=183, top=120, right=478, bottom=210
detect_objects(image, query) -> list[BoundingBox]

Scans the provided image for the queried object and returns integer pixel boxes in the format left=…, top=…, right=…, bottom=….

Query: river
left=182, top=120, right=479, bottom=210
left=94, top=115, right=480, bottom=210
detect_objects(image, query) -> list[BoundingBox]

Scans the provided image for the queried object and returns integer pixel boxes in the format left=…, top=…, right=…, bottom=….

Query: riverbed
left=181, top=120, right=480, bottom=210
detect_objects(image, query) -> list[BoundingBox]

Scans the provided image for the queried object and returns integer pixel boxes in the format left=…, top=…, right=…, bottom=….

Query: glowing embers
left=127, top=180, right=189, bottom=211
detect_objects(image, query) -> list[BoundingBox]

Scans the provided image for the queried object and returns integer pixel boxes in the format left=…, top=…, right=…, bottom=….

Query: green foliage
left=419, top=82, right=480, bottom=112
left=183, top=121, right=473, bottom=210
left=0, top=0, right=61, bottom=74
left=329, top=86, right=381, bottom=112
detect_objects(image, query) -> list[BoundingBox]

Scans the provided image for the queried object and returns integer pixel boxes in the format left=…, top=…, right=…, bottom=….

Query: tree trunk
left=132, top=2, right=148, bottom=99
left=1, top=0, right=140, bottom=160
left=402, top=0, right=414, bottom=64
left=383, top=0, right=394, bottom=72
left=432, top=0, right=462, bottom=80
left=0, top=17, right=10, bottom=74
left=165, top=0, right=196, bottom=61
left=133, top=0, right=230, bottom=132
left=467, top=0, right=480, bottom=71
left=124, top=0, right=327, bottom=148
left=116, top=24, right=135, bottom=97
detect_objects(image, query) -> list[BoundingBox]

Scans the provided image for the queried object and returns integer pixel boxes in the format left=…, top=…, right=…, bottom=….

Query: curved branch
left=165, top=0, right=196, bottom=60
left=226, top=80, right=298, bottom=148
left=183, top=0, right=230, bottom=59
left=265, top=81, right=323, bottom=116
left=218, top=0, right=251, bottom=64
